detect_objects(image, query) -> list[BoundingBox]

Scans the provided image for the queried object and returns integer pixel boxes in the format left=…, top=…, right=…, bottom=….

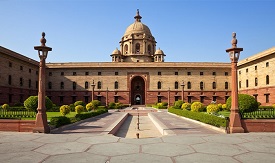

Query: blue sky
left=0, top=0, right=274, bottom=63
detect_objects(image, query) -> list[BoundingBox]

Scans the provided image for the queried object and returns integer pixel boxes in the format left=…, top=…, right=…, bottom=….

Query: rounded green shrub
left=86, top=103, right=93, bottom=112
left=181, top=103, right=191, bottom=110
left=162, top=102, right=168, bottom=106
left=222, top=104, right=227, bottom=111
left=24, top=96, right=53, bottom=112
left=217, top=103, right=222, bottom=111
left=226, top=94, right=258, bottom=113
left=108, top=102, right=116, bottom=109
left=74, top=101, right=85, bottom=107
left=206, top=104, right=220, bottom=113
left=60, top=105, right=71, bottom=116
left=191, top=102, right=204, bottom=112
left=75, top=105, right=84, bottom=114
left=2, top=104, right=10, bottom=110
left=174, top=100, right=184, bottom=109
left=115, top=102, right=122, bottom=109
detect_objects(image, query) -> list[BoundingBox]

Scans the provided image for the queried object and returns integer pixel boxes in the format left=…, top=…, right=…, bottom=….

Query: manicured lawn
left=218, top=111, right=230, bottom=117
left=21, top=112, right=77, bottom=120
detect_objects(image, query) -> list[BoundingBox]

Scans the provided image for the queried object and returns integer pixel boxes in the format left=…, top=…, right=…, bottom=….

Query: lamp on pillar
left=106, top=87, right=109, bottom=107
left=33, top=32, right=52, bottom=133
left=180, top=81, right=185, bottom=101
left=225, top=32, right=244, bottom=133
left=168, top=87, right=170, bottom=108
left=91, top=80, right=95, bottom=101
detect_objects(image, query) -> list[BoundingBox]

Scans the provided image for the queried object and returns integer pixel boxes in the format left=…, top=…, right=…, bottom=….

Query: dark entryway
left=131, top=76, right=145, bottom=105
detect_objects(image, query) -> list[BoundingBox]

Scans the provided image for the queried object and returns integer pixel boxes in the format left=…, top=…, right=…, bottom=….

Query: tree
left=24, top=96, right=53, bottom=112
left=226, top=94, right=258, bottom=113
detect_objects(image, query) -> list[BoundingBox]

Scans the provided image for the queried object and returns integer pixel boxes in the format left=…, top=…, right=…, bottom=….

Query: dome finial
left=134, top=9, right=142, bottom=22
left=40, top=32, right=46, bottom=46
left=231, top=32, right=237, bottom=48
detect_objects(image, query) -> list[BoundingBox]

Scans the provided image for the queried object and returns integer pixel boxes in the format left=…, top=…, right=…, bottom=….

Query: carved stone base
left=229, top=110, right=244, bottom=133
left=33, top=111, right=50, bottom=133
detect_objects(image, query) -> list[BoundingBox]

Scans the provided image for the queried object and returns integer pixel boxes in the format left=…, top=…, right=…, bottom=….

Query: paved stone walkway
left=0, top=109, right=275, bottom=163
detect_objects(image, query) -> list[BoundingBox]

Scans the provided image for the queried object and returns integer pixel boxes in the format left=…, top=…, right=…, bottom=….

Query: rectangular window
left=213, top=96, right=217, bottom=102
left=175, top=72, right=178, bottom=75
left=246, top=79, right=249, bottom=88
left=9, top=62, right=12, bottom=67
left=175, top=96, right=179, bottom=102
left=49, top=72, right=52, bottom=76
left=255, top=66, right=257, bottom=70
left=158, top=72, right=161, bottom=75
left=60, top=96, right=64, bottom=104
left=72, top=96, right=76, bottom=103
left=187, top=72, right=191, bottom=76
left=255, top=78, right=258, bottom=86
left=97, top=96, right=101, bottom=102
left=61, top=72, right=64, bottom=76
left=265, top=94, right=269, bottom=103
left=28, top=79, right=31, bottom=88
left=157, top=96, right=162, bottom=103
left=85, top=72, right=89, bottom=75
left=188, top=96, right=192, bottom=103
left=212, top=72, right=216, bottom=76
left=175, top=82, right=179, bottom=89
left=200, top=96, right=204, bottom=103
left=8, top=75, right=12, bottom=85
left=239, top=81, right=241, bottom=88
left=85, top=96, right=89, bottom=104
left=239, top=71, right=241, bottom=75
left=246, top=68, right=248, bottom=73
left=115, top=72, right=118, bottom=75
left=29, top=69, right=31, bottom=73
left=73, top=72, right=77, bottom=76
left=225, top=72, right=228, bottom=76
left=20, top=78, right=23, bottom=86
left=98, top=72, right=101, bottom=76
left=20, top=66, right=23, bottom=70
left=266, top=62, right=269, bottom=67
left=200, top=72, right=204, bottom=76
left=115, top=96, right=119, bottom=103
left=253, top=94, right=258, bottom=101
left=36, top=71, right=38, bottom=75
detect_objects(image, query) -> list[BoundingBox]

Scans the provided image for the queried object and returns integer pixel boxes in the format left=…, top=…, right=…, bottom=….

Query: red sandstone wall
left=0, top=120, right=35, bottom=132
left=241, top=119, right=275, bottom=132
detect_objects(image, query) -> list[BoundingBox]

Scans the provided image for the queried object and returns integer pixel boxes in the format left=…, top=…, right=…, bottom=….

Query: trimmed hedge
left=49, top=109, right=108, bottom=128
left=75, top=109, right=108, bottom=121
left=169, top=107, right=226, bottom=127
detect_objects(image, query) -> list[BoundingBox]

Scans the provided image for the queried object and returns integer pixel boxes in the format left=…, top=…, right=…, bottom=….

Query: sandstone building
left=0, top=10, right=274, bottom=106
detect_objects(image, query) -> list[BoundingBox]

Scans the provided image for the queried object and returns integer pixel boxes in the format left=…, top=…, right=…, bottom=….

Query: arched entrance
left=131, top=76, right=145, bottom=105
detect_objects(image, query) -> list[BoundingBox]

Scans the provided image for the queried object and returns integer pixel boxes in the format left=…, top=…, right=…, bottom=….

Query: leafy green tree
left=24, top=96, right=53, bottom=112
left=226, top=94, right=258, bottom=113
left=60, top=105, right=71, bottom=116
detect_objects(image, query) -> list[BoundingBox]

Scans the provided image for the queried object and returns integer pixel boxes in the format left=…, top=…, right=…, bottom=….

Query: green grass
left=218, top=111, right=230, bottom=117
left=21, top=112, right=77, bottom=120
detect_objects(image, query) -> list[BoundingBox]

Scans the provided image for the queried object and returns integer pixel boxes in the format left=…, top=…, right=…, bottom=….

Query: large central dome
left=124, top=10, right=152, bottom=36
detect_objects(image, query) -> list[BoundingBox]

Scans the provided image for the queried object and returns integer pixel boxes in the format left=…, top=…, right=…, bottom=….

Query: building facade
left=0, top=10, right=274, bottom=106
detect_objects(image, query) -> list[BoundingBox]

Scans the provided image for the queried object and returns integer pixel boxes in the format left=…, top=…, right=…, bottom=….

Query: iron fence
left=0, top=110, right=36, bottom=119
left=241, top=107, right=275, bottom=119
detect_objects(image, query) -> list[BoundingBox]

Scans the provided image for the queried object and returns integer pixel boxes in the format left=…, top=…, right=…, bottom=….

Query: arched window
left=124, top=44, right=128, bottom=54
left=148, top=45, right=151, bottom=54
left=212, top=82, right=216, bottom=89
left=85, top=81, right=89, bottom=89
left=174, top=81, right=178, bottom=89
left=135, top=43, right=140, bottom=53
left=200, top=81, right=204, bottom=90
left=255, top=78, right=258, bottom=86
left=60, top=82, right=64, bottom=89
left=73, top=82, right=76, bottom=90
left=20, top=77, right=23, bottom=86
left=187, top=81, right=191, bottom=89
left=266, top=75, right=269, bottom=85
left=157, top=81, right=161, bottom=89
left=114, top=81, right=119, bottom=89
left=97, top=81, right=102, bottom=89
left=28, top=79, right=31, bottom=88
left=246, top=79, right=249, bottom=88
left=48, top=82, right=52, bottom=89
left=225, top=82, right=228, bottom=89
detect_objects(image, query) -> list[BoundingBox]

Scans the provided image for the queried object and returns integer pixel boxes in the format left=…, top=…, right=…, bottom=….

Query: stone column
left=226, top=32, right=244, bottom=133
